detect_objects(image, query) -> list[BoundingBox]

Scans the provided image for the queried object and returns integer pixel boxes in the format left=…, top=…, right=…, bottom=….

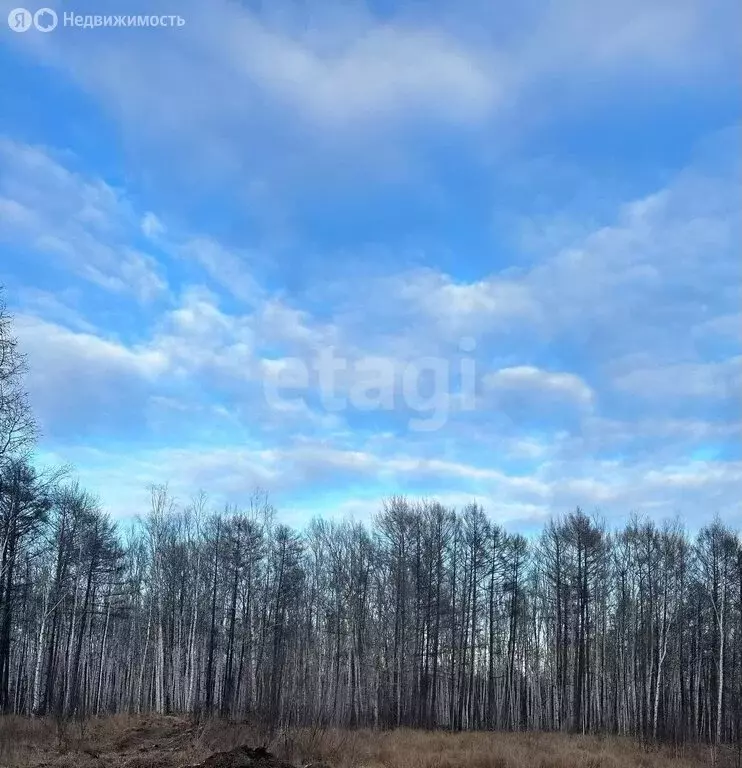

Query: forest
left=1, top=291, right=741, bottom=752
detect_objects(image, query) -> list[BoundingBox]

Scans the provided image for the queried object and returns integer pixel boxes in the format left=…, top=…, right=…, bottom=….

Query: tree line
left=1, top=290, right=741, bottom=746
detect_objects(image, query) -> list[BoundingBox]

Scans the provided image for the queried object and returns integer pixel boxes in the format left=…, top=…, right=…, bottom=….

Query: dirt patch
left=187, top=745, right=295, bottom=768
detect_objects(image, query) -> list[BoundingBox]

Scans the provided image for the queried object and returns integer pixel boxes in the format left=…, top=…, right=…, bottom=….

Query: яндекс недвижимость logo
left=8, top=7, right=58, bottom=31
left=7, top=7, right=185, bottom=29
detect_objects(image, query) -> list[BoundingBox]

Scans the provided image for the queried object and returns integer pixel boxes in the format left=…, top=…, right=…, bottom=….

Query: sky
left=0, top=0, right=740, bottom=532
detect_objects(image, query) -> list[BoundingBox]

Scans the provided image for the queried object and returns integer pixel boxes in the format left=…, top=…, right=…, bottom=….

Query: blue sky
left=1, top=0, right=740, bottom=531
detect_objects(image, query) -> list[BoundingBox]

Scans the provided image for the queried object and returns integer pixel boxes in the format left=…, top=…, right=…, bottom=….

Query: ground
left=0, top=715, right=733, bottom=768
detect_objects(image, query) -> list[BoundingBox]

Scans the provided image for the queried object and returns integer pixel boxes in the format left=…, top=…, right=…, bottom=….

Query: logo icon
left=7, top=7, right=32, bottom=31
left=33, top=7, right=57, bottom=31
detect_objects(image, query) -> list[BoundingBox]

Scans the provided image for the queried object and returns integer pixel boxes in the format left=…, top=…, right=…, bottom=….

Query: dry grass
left=273, top=727, right=734, bottom=768
left=0, top=715, right=734, bottom=768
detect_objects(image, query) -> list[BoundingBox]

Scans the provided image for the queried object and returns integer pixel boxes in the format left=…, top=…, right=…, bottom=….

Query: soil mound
left=189, top=745, right=295, bottom=768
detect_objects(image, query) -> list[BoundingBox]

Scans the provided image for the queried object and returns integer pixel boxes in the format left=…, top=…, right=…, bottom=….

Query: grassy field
left=0, top=715, right=734, bottom=768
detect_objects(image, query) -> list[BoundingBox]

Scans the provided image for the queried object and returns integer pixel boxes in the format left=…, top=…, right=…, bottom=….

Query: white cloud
left=9, top=139, right=737, bottom=468
left=15, top=314, right=169, bottom=436
left=228, top=23, right=499, bottom=128
left=8, top=0, right=736, bottom=195
left=517, top=0, right=727, bottom=79
left=141, top=212, right=165, bottom=238
left=41, top=439, right=742, bottom=529
left=483, top=366, right=594, bottom=406
left=0, top=138, right=167, bottom=302
left=611, top=357, right=742, bottom=400
left=16, top=315, right=167, bottom=382
left=3, top=109, right=738, bottom=532
left=394, top=270, right=541, bottom=337
left=692, top=313, right=742, bottom=342
left=177, top=237, right=263, bottom=304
